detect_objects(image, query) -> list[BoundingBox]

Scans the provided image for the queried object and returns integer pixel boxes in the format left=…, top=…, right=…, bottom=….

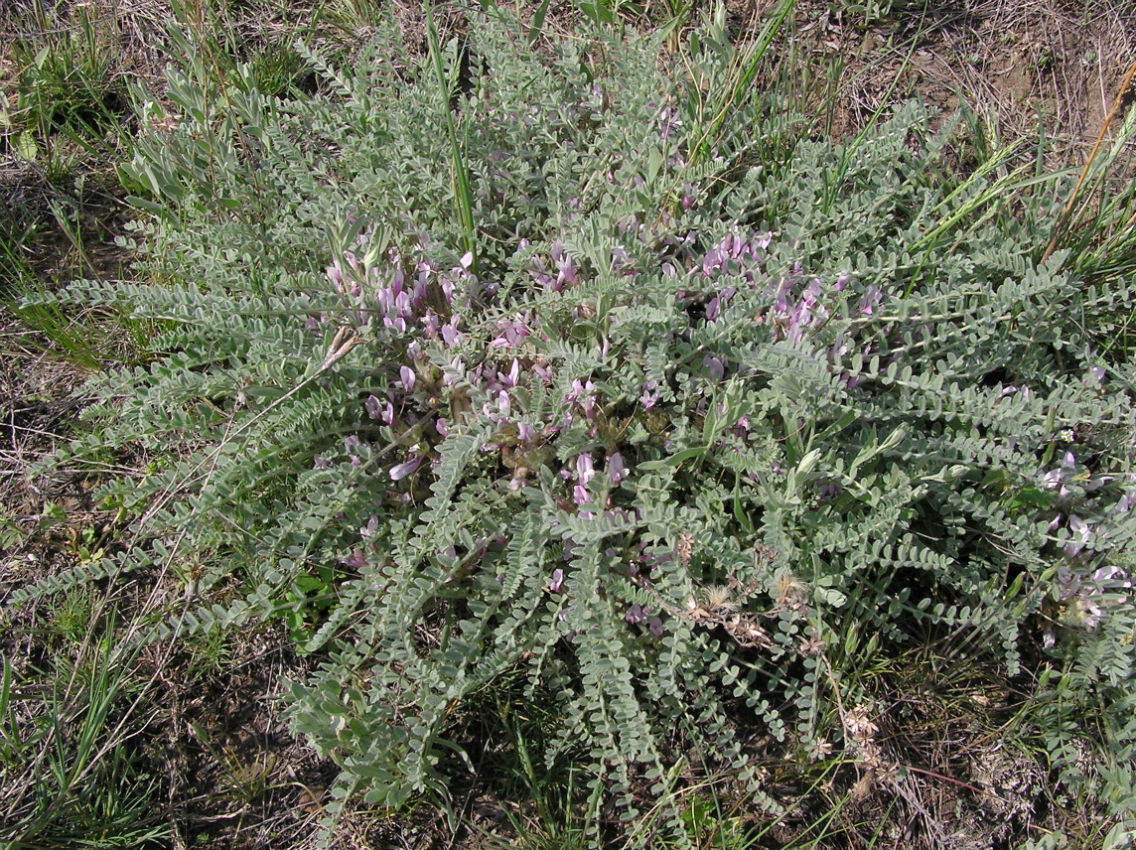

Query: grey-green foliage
left=17, top=4, right=1136, bottom=841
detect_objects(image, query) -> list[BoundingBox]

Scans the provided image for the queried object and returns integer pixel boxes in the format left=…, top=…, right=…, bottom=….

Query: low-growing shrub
left=17, top=2, right=1136, bottom=842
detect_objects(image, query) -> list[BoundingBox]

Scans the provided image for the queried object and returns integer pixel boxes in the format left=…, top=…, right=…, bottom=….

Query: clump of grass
left=2, top=0, right=133, bottom=173
left=1042, top=56, right=1136, bottom=289
left=0, top=616, right=169, bottom=849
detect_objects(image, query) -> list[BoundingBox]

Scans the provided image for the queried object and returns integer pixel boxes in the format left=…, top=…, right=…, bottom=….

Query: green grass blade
left=425, top=2, right=477, bottom=274
left=690, top=0, right=794, bottom=166
left=528, top=0, right=552, bottom=46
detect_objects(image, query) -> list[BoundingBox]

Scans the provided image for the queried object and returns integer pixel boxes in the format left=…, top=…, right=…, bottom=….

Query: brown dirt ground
left=2, top=1, right=1134, bottom=847
left=771, top=0, right=1136, bottom=158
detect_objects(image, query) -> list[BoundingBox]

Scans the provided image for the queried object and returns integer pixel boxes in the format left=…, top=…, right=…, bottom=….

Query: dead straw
left=1042, top=54, right=1136, bottom=263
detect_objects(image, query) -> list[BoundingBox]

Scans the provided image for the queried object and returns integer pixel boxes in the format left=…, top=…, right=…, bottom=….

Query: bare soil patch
left=752, top=0, right=1135, bottom=160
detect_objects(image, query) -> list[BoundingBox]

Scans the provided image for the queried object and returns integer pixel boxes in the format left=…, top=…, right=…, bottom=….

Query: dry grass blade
left=1043, top=53, right=1136, bottom=263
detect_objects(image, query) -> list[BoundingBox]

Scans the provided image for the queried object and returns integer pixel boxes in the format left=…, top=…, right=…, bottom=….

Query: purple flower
left=341, top=549, right=368, bottom=568
left=489, top=316, right=531, bottom=350
left=556, top=255, right=577, bottom=289
left=441, top=319, right=463, bottom=347
left=1044, top=452, right=1078, bottom=498
left=608, top=452, right=628, bottom=483
left=377, top=287, right=394, bottom=315
left=702, top=247, right=725, bottom=277
left=548, top=240, right=578, bottom=291
left=996, top=385, right=1019, bottom=402
left=640, top=383, right=660, bottom=411
left=365, top=394, right=384, bottom=420
left=399, top=365, right=416, bottom=391
left=549, top=568, right=564, bottom=592
left=1093, top=565, right=1132, bottom=594
left=581, top=393, right=596, bottom=421
left=565, top=378, right=594, bottom=408
left=703, top=355, right=725, bottom=382
left=1084, top=475, right=1113, bottom=492
left=499, top=359, right=520, bottom=388
left=802, top=278, right=823, bottom=308
left=706, top=297, right=721, bottom=323
left=1054, top=563, right=1132, bottom=633
left=390, top=455, right=423, bottom=481
left=858, top=286, right=882, bottom=316
left=1064, top=514, right=1091, bottom=557
left=816, top=481, right=843, bottom=502
left=576, top=453, right=595, bottom=486
left=326, top=260, right=343, bottom=289
left=496, top=390, right=511, bottom=417
left=411, top=276, right=430, bottom=309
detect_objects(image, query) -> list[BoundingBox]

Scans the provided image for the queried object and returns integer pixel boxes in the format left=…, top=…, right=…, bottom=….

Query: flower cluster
left=529, top=239, right=579, bottom=293
left=322, top=234, right=474, bottom=347
left=1051, top=564, right=1133, bottom=637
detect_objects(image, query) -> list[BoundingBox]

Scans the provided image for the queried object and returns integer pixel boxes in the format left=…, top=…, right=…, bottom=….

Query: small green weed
left=183, top=628, right=234, bottom=677
left=830, top=0, right=928, bottom=29
left=47, top=586, right=96, bottom=645
left=0, top=505, right=28, bottom=552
